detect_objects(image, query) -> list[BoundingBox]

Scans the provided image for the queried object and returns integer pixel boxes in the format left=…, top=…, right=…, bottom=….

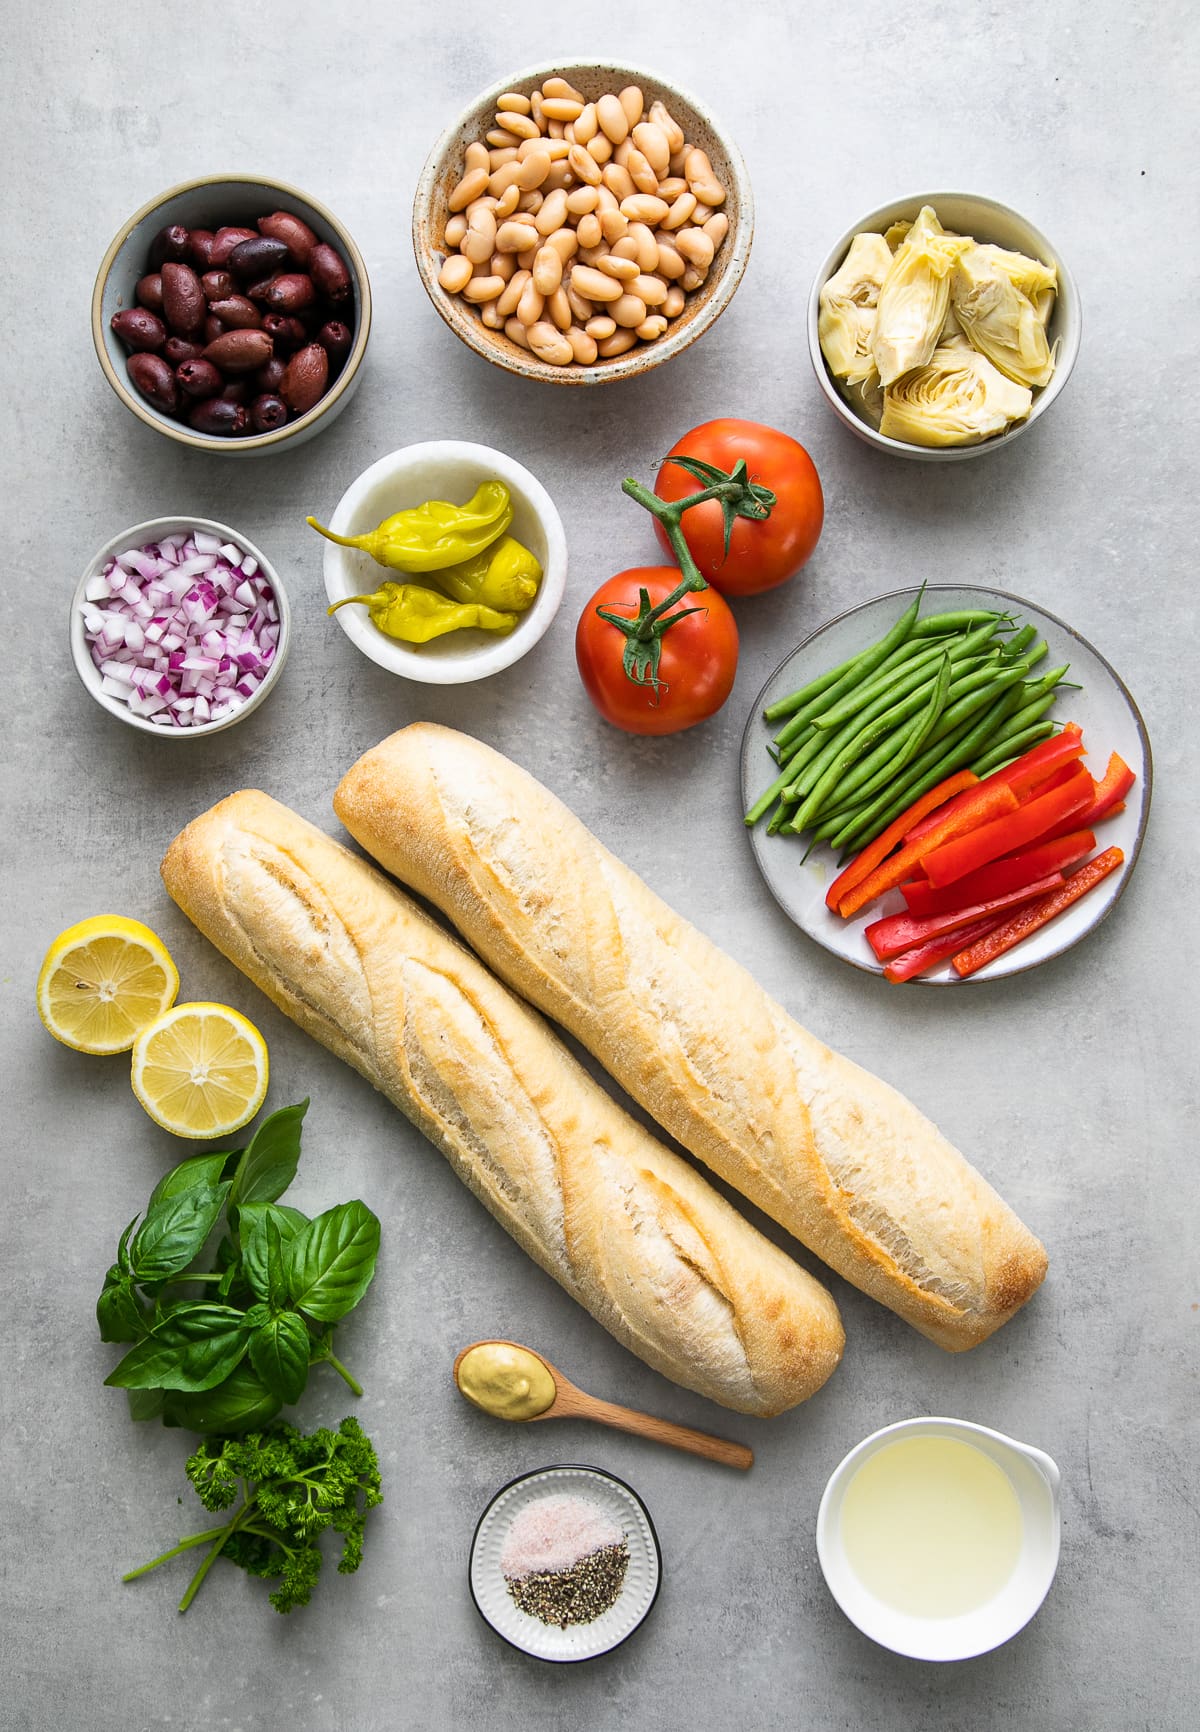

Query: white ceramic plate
left=469, top=1465, right=661, bottom=1662
left=740, top=586, right=1151, bottom=984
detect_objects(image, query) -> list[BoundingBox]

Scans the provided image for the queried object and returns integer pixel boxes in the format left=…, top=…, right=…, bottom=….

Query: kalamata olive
left=317, top=319, right=352, bottom=364
left=203, top=328, right=273, bottom=372
left=200, top=269, right=235, bottom=302
left=111, top=307, right=166, bottom=352
left=308, top=243, right=352, bottom=304
left=281, top=341, right=329, bottom=415
left=228, top=235, right=290, bottom=281
left=127, top=352, right=179, bottom=414
left=207, top=295, right=262, bottom=330
left=204, top=314, right=227, bottom=345
left=164, top=336, right=204, bottom=365
left=255, top=356, right=287, bottom=393
left=189, top=229, right=217, bottom=270
left=257, top=209, right=319, bottom=267
left=249, top=392, right=289, bottom=432
left=261, top=312, right=306, bottom=353
left=161, top=261, right=205, bottom=335
left=187, top=397, right=249, bottom=436
left=135, top=273, right=164, bottom=311
left=175, top=358, right=224, bottom=399
left=244, top=276, right=276, bottom=304
left=209, top=226, right=260, bottom=268
left=220, top=379, right=251, bottom=405
left=263, top=272, right=316, bottom=314
left=148, top=223, right=191, bottom=268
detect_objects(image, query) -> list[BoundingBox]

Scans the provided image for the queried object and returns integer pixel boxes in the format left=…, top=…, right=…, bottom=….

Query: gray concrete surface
left=2, top=3, right=1196, bottom=1728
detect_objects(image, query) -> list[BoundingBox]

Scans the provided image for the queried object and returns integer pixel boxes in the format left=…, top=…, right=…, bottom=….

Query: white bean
left=438, top=254, right=473, bottom=294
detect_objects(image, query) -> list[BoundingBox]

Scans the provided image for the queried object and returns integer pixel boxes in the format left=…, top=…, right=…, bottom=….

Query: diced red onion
left=80, top=531, right=280, bottom=729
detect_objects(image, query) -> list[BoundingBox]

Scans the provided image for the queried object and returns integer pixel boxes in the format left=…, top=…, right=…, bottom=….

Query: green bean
left=910, top=608, right=1005, bottom=637
left=969, top=721, right=1057, bottom=776
left=770, top=591, right=923, bottom=749
left=746, top=755, right=808, bottom=826
left=997, top=622, right=1034, bottom=658
left=762, top=648, right=870, bottom=723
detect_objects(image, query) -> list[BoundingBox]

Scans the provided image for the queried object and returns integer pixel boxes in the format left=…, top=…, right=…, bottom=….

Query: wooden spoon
left=453, top=1339, right=753, bottom=1471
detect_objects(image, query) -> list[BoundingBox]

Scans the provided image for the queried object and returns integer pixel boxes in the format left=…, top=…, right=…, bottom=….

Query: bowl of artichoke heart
left=807, top=194, right=1080, bottom=460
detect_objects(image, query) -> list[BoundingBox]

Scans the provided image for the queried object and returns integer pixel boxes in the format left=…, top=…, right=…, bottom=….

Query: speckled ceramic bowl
left=413, top=62, right=753, bottom=385
left=92, top=175, right=371, bottom=455
left=807, top=192, right=1080, bottom=461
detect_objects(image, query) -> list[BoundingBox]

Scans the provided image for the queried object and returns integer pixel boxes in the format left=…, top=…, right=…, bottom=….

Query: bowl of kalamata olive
left=92, top=175, right=371, bottom=453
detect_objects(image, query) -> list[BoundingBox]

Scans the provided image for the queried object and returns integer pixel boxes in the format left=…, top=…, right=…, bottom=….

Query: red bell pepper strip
left=824, top=769, right=978, bottom=913
left=952, top=846, right=1125, bottom=978
left=900, top=830, right=1096, bottom=917
left=883, top=911, right=1013, bottom=983
left=920, top=766, right=1094, bottom=889
left=903, top=726, right=1085, bottom=845
left=1019, top=762, right=1091, bottom=802
left=866, top=872, right=1065, bottom=961
left=837, top=781, right=1019, bottom=919
left=1037, top=752, right=1136, bottom=842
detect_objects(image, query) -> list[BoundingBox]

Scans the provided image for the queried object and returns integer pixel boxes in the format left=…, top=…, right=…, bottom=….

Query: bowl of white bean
left=413, top=62, right=753, bottom=384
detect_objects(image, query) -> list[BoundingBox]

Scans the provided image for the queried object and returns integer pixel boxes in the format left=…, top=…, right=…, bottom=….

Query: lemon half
left=131, top=1001, right=269, bottom=1139
left=37, top=915, right=180, bottom=1055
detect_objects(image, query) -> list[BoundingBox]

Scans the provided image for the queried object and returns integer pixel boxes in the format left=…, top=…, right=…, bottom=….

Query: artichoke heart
left=976, top=242, right=1058, bottom=300
left=951, top=244, right=1056, bottom=389
left=819, top=232, right=894, bottom=380
left=872, top=207, right=970, bottom=386
left=880, top=347, right=1033, bottom=447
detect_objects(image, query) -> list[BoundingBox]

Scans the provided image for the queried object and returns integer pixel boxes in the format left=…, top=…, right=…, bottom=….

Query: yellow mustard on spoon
left=453, top=1339, right=753, bottom=1471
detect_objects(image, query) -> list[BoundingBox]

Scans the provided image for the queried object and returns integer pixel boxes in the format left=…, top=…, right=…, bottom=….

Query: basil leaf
left=149, top=1150, right=237, bottom=1207
left=117, top=1215, right=140, bottom=1275
left=129, top=1182, right=230, bottom=1282
left=97, top=1274, right=149, bottom=1344
left=126, top=1387, right=164, bottom=1422
left=162, top=1365, right=282, bottom=1435
left=104, top=1304, right=252, bottom=1392
left=229, top=1099, right=308, bottom=1211
left=241, top=1205, right=306, bottom=1306
left=248, top=1311, right=311, bottom=1405
left=284, top=1201, right=380, bottom=1323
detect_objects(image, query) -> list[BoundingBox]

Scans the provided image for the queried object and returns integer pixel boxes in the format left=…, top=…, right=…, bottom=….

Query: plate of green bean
left=740, top=585, right=1151, bottom=983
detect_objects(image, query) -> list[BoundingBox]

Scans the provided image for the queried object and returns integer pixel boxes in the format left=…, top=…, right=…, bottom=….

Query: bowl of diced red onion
left=70, top=516, right=290, bottom=735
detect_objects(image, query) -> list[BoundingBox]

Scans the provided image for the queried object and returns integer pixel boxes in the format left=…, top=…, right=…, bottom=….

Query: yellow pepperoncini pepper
left=306, top=482, right=513, bottom=573
left=432, top=535, right=543, bottom=613
left=327, top=582, right=517, bottom=644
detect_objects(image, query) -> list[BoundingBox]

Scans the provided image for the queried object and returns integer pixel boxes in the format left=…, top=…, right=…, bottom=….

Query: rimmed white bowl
left=469, top=1464, right=661, bottom=1662
left=816, top=1416, right=1062, bottom=1661
left=70, top=516, right=290, bottom=737
left=318, top=441, right=567, bottom=683
left=808, top=192, right=1080, bottom=461
left=92, top=174, right=371, bottom=455
left=413, top=61, right=753, bottom=386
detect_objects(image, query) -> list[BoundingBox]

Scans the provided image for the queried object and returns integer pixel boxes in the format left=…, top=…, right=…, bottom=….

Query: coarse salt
left=500, top=1494, right=624, bottom=1580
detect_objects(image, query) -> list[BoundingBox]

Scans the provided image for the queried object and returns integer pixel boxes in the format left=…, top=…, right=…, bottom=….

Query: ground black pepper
left=505, top=1539, right=630, bottom=1628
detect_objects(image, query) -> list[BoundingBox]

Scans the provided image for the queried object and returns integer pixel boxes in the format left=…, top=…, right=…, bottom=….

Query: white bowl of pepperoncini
left=311, top=440, right=567, bottom=684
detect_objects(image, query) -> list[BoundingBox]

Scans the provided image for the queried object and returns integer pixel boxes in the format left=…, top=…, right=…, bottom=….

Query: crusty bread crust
left=334, top=724, right=1048, bottom=1350
left=161, top=791, right=844, bottom=1416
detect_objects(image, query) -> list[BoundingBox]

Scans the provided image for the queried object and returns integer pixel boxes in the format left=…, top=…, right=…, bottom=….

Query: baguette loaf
left=334, top=724, right=1048, bottom=1350
left=161, top=791, right=844, bottom=1416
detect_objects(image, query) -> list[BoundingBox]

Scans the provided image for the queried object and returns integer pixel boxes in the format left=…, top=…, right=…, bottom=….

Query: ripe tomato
left=575, top=567, right=739, bottom=736
left=653, top=417, right=824, bottom=596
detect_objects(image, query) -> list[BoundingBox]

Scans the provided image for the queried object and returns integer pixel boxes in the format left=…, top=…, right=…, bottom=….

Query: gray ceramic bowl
left=807, top=192, right=1080, bottom=461
left=92, top=175, right=371, bottom=455
left=413, top=61, right=753, bottom=385
left=71, top=516, right=290, bottom=736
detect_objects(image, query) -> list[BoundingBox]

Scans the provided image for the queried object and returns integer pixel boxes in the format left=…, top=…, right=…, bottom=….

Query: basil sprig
left=97, top=1101, right=380, bottom=1432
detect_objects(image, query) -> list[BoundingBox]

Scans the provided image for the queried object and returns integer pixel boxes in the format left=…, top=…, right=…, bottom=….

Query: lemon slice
left=131, top=1002, right=269, bottom=1139
left=37, top=915, right=180, bottom=1054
